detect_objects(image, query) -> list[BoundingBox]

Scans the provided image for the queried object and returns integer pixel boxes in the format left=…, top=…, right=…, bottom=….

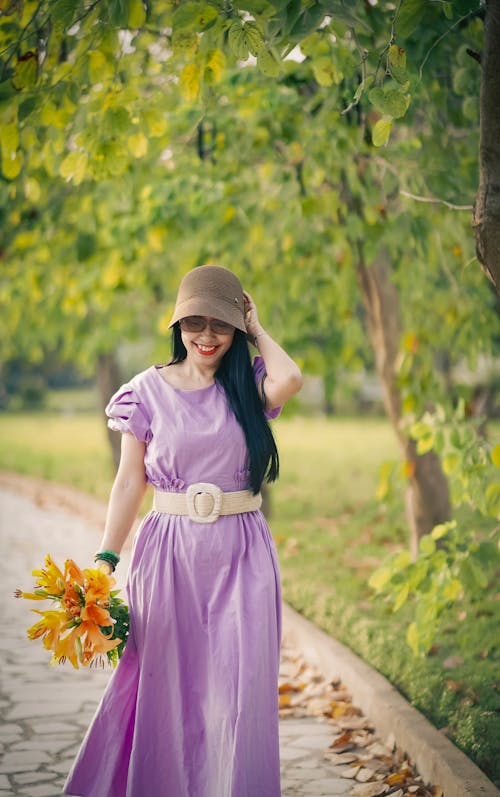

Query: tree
left=1, top=0, right=498, bottom=288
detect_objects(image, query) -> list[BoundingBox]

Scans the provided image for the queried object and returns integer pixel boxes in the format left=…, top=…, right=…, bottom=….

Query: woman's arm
left=95, top=433, right=148, bottom=572
left=243, top=291, right=303, bottom=410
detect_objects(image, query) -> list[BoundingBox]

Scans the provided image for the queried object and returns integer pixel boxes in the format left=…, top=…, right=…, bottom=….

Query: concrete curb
left=282, top=602, right=500, bottom=797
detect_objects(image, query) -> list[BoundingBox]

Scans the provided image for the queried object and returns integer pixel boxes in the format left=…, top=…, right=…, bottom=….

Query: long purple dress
left=64, top=358, right=282, bottom=797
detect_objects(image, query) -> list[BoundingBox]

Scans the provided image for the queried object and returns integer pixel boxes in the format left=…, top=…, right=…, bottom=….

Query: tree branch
left=400, top=190, right=473, bottom=211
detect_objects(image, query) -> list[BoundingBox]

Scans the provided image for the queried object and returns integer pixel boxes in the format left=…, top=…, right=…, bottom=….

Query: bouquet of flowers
left=15, top=554, right=129, bottom=669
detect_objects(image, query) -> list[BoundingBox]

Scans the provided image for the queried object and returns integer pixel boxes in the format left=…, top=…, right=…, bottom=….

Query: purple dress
left=64, top=358, right=282, bottom=797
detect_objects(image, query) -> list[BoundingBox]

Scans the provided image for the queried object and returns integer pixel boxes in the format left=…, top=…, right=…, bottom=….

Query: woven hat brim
left=168, top=296, right=247, bottom=333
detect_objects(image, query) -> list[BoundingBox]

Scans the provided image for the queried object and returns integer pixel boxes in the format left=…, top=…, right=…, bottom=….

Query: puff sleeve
left=252, top=355, right=282, bottom=420
left=105, top=382, right=152, bottom=443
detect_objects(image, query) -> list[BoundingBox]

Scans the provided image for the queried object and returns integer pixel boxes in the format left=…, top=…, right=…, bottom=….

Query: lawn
left=0, top=407, right=498, bottom=785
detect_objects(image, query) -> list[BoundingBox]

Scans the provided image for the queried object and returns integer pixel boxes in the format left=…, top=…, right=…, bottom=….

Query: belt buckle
left=186, top=483, right=223, bottom=524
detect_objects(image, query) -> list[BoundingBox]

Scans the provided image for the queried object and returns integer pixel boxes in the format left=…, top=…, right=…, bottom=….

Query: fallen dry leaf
left=350, top=782, right=389, bottom=797
left=356, top=766, right=378, bottom=782
left=431, top=787, right=444, bottom=797
left=340, top=765, right=361, bottom=778
left=328, top=752, right=359, bottom=764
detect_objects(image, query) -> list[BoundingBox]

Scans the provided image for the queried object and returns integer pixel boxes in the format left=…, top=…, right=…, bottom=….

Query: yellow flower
left=27, top=609, right=68, bottom=652
left=53, top=625, right=83, bottom=669
left=32, top=554, right=65, bottom=596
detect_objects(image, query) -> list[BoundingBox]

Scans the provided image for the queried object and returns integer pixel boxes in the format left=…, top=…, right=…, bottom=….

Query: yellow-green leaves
left=369, top=87, right=410, bottom=119
left=372, top=118, right=392, bottom=147
left=128, top=0, right=146, bottom=28
left=491, top=444, right=500, bottom=467
left=12, top=51, right=38, bottom=90
left=228, top=20, right=265, bottom=60
left=180, top=63, right=202, bottom=101
left=128, top=132, right=148, bottom=158
left=60, top=151, right=88, bottom=185
left=0, top=118, right=21, bottom=179
left=257, top=48, right=281, bottom=78
left=173, top=3, right=218, bottom=32
left=388, top=44, right=408, bottom=85
left=312, top=57, right=341, bottom=87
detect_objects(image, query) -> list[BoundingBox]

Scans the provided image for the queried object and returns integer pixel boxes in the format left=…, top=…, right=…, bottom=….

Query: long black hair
left=170, top=324, right=279, bottom=494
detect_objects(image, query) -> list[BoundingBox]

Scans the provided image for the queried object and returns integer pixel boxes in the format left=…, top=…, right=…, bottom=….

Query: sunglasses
left=179, top=316, right=235, bottom=335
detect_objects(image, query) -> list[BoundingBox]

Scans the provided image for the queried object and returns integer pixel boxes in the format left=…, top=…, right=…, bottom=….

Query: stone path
left=0, top=488, right=431, bottom=797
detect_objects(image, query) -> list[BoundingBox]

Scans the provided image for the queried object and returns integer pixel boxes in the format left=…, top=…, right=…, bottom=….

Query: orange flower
left=32, top=554, right=65, bottom=596
left=64, top=558, right=84, bottom=586
left=27, top=609, right=68, bottom=652
left=82, top=567, right=116, bottom=605
left=81, top=620, right=121, bottom=656
left=81, top=602, right=113, bottom=627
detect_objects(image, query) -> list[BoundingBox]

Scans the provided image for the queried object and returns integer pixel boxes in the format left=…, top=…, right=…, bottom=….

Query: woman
left=64, top=265, right=303, bottom=797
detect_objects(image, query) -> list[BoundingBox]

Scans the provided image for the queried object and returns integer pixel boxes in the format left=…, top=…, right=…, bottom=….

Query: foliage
left=0, top=0, right=481, bottom=185
left=370, top=401, right=500, bottom=656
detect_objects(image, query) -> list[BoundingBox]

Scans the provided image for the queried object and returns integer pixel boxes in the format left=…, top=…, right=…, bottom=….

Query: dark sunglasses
left=179, top=316, right=235, bottom=335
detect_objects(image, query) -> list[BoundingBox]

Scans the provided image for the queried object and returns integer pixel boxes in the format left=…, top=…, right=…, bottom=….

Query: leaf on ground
left=329, top=730, right=354, bottom=750
left=386, top=769, right=411, bottom=786
left=340, top=765, right=361, bottom=778
left=350, top=783, right=389, bottom=796
left=278, top=694, right=292, bottom=708
left=356, top=767, right=377, bottom=782
left=329, top=752, right=359, bottom=764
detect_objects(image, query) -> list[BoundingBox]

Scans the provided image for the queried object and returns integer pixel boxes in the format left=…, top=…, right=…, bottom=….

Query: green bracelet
left=94, top=550, right=120, bottom=571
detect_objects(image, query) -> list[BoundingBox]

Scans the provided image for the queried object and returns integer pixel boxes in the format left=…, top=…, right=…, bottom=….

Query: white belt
left=153, top=483, right=262, bottom=524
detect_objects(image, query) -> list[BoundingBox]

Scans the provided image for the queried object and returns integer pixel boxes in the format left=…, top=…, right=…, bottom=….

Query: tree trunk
left=96, top=352, right=123, bottom=472
left=355, top=247, right=451, bottom=559
left=473, top=0, right=500, bottom=294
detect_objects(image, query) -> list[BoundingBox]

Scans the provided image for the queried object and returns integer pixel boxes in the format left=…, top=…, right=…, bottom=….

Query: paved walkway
left=0, top=488, right=421, bottom=797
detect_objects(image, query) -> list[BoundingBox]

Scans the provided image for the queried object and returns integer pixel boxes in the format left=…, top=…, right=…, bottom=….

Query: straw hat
left=168, top=265, right=246, bottom=332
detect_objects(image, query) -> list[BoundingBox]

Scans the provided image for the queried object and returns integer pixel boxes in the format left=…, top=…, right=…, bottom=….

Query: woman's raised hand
left=243, top=291, right=265, bottom=345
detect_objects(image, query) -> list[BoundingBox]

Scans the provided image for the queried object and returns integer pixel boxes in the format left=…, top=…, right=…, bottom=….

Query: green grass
left=0, top=407, right=498, bottom=785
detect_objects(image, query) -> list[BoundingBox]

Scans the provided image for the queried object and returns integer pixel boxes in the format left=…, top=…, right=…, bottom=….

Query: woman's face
left=180, top=316, right=235, bottom=366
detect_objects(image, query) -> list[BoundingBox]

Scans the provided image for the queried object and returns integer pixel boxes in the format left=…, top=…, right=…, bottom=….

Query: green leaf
left=443, top=453, right=460, bottom=474
left=393, top=583, right=409, bottom=612
left=406, top=621, right=421, bottom=656
left=289, top=3, right=326, bottom=42
left=12, top=51, right=38, bottom=90
left=174, top=3, right=218, bottom=31
left=60, top=151, right=88, bottom=185
left=442, top=578, right=462, bottom=601
left=108, top=0, right=131, bottom=27
left=368, top=87, right=410, bottom=119
left=485, top=483, right=500, bottom=517
left=52, top=0, right=77, bottom=30
left=312, top=56, right=340, bottom=87
left=491, top=444, right=500, bottom=467
left=244, top=22, right=265, bottom=57
left=419, top=535, right=436, bottom=555
left=368, top=566, right=392, bottom=591
left=388, top=44, right=408, bottom=85
left=452, top=67, right=469, bottom=97
left=0, top=121, right=19, bottom=156
left=128, top=0, right=146, bottom=27
left=395, top=0, right=427, bottom=38
left=228, top=20, right=249, bottom=60
left=179, top=63, right=201, bottom=100
left=431, top=520, right=456, bottom=540
left=372, top=118, right=392, bottom=147
left=257, top=47, right=281, bottom=77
